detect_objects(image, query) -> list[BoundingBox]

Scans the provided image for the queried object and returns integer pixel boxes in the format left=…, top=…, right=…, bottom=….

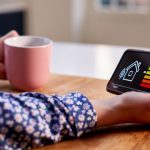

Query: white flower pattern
left=0, top=92, right=97, bottom=150
left=14, top=114, right=23, bottom=123
left=26, top=126, right=35, bottom=134
left=78, top=114, right=85, bottom=121
left=4, top=102, right=12, bottom=110
left=66, top=99, right=73, bottom=104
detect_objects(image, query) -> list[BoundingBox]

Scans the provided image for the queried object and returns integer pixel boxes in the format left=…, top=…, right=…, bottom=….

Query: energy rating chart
left=140, top=67, right=150, bottom=89
left=107, top=50, right=150, bottom=94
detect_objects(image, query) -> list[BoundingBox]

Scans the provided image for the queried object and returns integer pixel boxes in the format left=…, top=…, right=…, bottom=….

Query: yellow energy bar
left=144, top=75, right=150, bottom=80
left=148, top=67, right=150, bottom=70
left=146, top=71, right=150, bottom=75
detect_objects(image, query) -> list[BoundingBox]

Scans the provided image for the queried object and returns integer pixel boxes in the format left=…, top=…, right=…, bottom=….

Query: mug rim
left=4, top=36, right=53, bottom=48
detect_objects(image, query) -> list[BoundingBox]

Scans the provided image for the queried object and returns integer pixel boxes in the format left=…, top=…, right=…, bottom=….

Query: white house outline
left=122, top=61, right=141, bottom=82
left=128, top=71, right=133, bottom=76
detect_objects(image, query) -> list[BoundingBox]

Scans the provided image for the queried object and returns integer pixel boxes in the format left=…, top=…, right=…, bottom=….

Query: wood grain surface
left=0, top=74, right=150, bottom=150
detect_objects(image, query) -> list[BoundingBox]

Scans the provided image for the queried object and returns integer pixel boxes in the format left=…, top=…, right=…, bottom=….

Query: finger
left=0, top=30, right=19, bottom=62
left=0, top=63, right=7, bottom=79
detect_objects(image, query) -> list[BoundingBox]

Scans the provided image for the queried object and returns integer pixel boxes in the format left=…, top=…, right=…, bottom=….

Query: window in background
left=96, top=0, right=148, bottom=13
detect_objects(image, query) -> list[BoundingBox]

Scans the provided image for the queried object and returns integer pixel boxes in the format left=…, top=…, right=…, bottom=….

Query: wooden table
left=1, top=74, right=150, bottom=150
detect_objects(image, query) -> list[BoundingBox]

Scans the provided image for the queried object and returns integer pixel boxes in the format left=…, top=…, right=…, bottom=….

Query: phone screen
left=107, top=49, right=150, bottom=94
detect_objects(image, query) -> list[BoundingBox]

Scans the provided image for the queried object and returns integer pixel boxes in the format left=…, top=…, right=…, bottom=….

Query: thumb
left=0, top=30, right=19, bottom=62
left=0, top=30, right=19, bottom=80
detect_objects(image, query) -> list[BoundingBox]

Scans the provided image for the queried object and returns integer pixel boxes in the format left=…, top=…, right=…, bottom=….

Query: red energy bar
left=140, top=83, right=150, bottom=89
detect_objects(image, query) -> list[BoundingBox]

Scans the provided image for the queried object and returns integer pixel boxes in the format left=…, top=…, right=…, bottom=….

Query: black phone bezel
left=106, top=49, right=149, bottom=95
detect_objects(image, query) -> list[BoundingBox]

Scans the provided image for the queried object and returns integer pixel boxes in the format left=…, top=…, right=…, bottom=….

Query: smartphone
left=107, top=49, right=150, bottom=94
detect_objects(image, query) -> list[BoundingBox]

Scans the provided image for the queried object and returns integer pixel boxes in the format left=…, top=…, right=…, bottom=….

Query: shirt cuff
left=61, top=92, right=97, bottom=137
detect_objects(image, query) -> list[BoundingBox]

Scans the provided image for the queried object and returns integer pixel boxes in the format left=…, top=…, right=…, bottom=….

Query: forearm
left=91, top=91, right=150, bottom=127
left=0, top=90, right=149, bottom=150
left=91, top=94, right=133, bottom=127
left=0, top=92, right=97, bottom=150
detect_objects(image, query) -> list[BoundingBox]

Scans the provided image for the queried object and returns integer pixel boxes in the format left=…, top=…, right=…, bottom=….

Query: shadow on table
left=82, top=123, right=150, bottom=139
left=94, top=123, right=150, bottom=133
left=0, top=80, right=19, bottom=93
left=37, top=124, right=150, bottom=150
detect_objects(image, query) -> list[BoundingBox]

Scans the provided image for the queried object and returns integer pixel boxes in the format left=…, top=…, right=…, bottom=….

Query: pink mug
left=4, top=36, right=52, bottom=91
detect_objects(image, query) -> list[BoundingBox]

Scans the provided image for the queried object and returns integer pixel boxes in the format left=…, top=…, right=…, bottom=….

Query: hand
left=118, top=92, right=150, bottom=124
left=0, top=30, right=19, bottom=79
left=91, top=91, right=150, bottom=127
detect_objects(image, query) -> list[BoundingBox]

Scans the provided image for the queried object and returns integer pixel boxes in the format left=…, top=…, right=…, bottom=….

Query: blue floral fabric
left=0, top=92, right=97, bottom=150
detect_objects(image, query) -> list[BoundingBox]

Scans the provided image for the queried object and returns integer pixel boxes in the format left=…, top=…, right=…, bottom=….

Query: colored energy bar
left=144, top=75, right=150, bottom=80
left=148, top=67, right=150, bottom=70
left=146, top=71, right=150, bottom=75
left=140, top=83, right=150, bottom=89
left=142, top=79, right=150, bottom=84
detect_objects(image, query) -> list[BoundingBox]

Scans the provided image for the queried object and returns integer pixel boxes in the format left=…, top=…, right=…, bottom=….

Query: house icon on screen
left=119, top=61, right=141, bottom=82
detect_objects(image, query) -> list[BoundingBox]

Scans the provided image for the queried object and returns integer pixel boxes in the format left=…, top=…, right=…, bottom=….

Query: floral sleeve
left=0, top=92, right=97, bottom=150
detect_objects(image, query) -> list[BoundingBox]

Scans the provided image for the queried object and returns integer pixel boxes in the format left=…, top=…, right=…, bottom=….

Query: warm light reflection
left=94, top=45, right=124, bottom=80
left=52, top=43, right=128, bottom=80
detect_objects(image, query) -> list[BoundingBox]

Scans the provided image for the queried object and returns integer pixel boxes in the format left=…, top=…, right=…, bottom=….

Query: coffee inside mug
left=4, top=36, right=52, bottom=48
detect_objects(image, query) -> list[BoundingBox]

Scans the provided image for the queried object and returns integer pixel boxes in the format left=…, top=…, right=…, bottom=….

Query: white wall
left=82, top=0, right=150, bottom=47
left=26, top=0, right=73, bottom=41
left=25, top=0, right=150, bottom=47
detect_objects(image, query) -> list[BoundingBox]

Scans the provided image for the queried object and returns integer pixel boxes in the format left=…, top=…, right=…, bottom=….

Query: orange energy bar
left=142, top=79, right=150, bottom=84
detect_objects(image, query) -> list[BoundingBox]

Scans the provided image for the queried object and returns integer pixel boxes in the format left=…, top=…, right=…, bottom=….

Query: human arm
left=1, top=91, right=150, bottom=150
left=0, top=92, right=97, bottom=149
left=1, top=31, right=150, bottom=149
left=92, top=91, right=150, bottom=127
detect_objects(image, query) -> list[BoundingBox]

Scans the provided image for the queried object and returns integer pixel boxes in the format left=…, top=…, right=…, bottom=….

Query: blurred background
left=0, top=0, right=149, bottom=47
